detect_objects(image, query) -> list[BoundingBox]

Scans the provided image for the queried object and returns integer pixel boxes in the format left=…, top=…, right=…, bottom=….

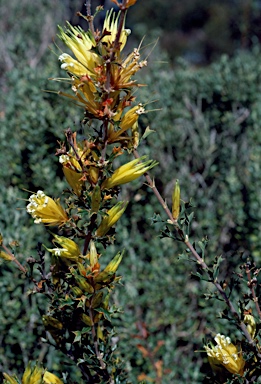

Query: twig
left=245, top=263, right=261, bottom=320
left=133, top=149, right=261, bottom=356
left=89, top=308, right=107, bottom=370
left=101, top=120, right=109, bottom=162
left=82, top=214, right=97, bottom=255
left=1, top=244, right=27, bottom=274
left=86, top=0, right=95, bottom=35
left=133, top=149, right=174, bottom=223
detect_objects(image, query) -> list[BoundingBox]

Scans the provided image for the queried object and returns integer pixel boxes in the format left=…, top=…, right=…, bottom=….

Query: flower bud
left=89, top=241, right=99, bottom=267
left=0, top=251, right=13, bottom=261
left=91, top=185, right=101, bottom=213
left=43, top=371, right=64, bottom=384
left=244, top=311, right=256, bottom=339
left=70, top=286, right=83, bottom=297
left=81, top=313, right=92, bottom=326
left=71, top=268, right=94, bottom=293
left=172, top=179, right=180, bottom=221
left=3, top=373, right=18, bottom=384
left=42, top=315, right=63, bottom=330
left=94, top=251, right=123, bottom=283
left=96, top=201, right=128, bottom=237
left=22, top=362, right=43, bottom=384
left=101, top=156, right=157, bottom=189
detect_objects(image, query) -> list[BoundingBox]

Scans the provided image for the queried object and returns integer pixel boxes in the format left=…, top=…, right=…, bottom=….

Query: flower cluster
left=57, top=8, right=147, bottom=144
left=3, top=362, right=63, bottom=384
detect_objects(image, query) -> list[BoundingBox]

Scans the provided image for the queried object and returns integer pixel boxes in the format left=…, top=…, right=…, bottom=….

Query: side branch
left=133, top=149, right=261, bottom=355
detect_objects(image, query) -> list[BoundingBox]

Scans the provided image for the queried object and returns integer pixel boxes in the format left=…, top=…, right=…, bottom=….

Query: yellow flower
left=102, top=10, right=131, bottom=51
left=22, top=362, right=43, bottom=384
left=58, top=23, right=99, bottom=77
left=59, top=76, right=102, bottom=118
left=109, top=47, right=147, bottom=90
left=27, top=191, right=68, bottom=226
left=205, top=334, right=245, bottom=376
left=59, top=154, right=84, bottom=196
left=96, top=201, right=128, bottom=237
left=101, top=156, right=157, bottom=189
left=59, top=53, right=90, bottom=77
left=47, top=235, right=81, bottom=260
left=3, top=373, right=19, bottom=384
left=94, top=250, right=123, bottom=283
left=108, top=105, right=144, bottom=143
left=43, top=372, right=63, bottom=384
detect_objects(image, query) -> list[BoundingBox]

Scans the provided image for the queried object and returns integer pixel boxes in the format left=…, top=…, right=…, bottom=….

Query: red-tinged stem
left=133, top=149, right=261, bottom=355
left=86, top=0, right=95, bottom=35
left=82, top=214, right=97, bottom=255
left=245, top=263, right=261, bottom=320
left=1, top=244, right=27, bottom=274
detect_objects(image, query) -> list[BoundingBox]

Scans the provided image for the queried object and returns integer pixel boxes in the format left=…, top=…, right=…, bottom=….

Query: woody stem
left=133, top=148, right=261, bottom=354
left=1, top=244, right=27, bottom=274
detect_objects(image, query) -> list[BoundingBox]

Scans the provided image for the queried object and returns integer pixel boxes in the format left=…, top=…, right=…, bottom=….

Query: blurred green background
left=1, top=0, right=261, bottom=382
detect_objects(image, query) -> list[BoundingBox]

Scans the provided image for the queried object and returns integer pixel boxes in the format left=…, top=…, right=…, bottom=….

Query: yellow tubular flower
left=47, top=235, right=81, bottom=260
left=59, top=155, right=84, bottom=196
left=3, top=373, right=19, bottom=384
left=59, top=53, right=89, bottom=77
left=96, top=201, right=128, bottom=237
left=205, top=334, right=245, bottom=376
left=101, top=156, right=158, bottom=190
left=26, top=191, right=68, bottom=226
left=22, top=362, right=43, bottom=384
left=102, top=10, right=130, bottom=51
left=58, top=23, right=99, bottom=76
left=43, top=371, right=63, bottom=384
left=63, top=77, right=101, bottom=118
left=94, top=251, right=123, bottom=283
left=108, top=105, right=144, bottom=143
left=110, top=48, right=147, bottom=90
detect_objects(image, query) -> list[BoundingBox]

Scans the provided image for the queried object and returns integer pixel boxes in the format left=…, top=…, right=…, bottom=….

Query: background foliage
left=1, top=0, right=261, bottom=382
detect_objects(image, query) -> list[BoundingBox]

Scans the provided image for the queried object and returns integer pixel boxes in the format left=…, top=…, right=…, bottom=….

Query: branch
left=133, top=149, right=261, bottom=355
left=1, top=244, right=27, bottom=274
left=85, top=0, right=95, bottom=35
left=245, top=263, right=261, bottom=320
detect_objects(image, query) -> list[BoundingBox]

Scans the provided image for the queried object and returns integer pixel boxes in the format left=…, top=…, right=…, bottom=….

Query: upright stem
left=105, top=0, right=128, bottom=92
left=110, top=0, right=128, bottom=62
left=83, top=214, right=97, bottom=255
left=245, top=263, right=261, bottom=320
left=86, top=0, right=95, bottom=35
